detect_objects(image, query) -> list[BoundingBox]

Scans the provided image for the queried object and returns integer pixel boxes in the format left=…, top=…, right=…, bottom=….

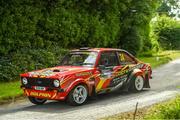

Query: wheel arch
left=123, top=68, right=144, bottom=90
left=127, top=68, right=145, bottom=91
left=65, top=78, right=91, bottom=97
left=132, top=69, right=144, bottom=78
left=128, top=69, right=144, bottom=82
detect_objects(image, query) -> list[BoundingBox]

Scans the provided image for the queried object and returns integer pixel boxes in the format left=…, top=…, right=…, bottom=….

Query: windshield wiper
left=83, top=63, right=94, bottom=65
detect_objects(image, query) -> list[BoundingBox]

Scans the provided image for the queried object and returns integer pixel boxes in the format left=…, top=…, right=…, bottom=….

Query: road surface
left=0, top=59, right=180, bottom=120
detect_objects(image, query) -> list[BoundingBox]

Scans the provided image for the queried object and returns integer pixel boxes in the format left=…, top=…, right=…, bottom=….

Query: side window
left=118, top=52, right=136, bottom=64
left=99, top=52, right=119, bottom=67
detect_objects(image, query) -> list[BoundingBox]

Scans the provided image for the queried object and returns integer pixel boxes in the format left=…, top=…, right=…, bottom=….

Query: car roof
left=71, top=48, right=126, bottom=52
left=71, top=48, right=137, bottom=61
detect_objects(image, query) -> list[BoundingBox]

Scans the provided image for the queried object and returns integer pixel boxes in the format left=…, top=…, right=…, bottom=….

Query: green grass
left=138, top=56, right=171, bottom=68
left=145, top=96, right=180, bottom=119
left=138, top=50, right=180, bottom=68
left=100, top=96, right=180, bottom=120
left=0, top=81, right=22, bottom=102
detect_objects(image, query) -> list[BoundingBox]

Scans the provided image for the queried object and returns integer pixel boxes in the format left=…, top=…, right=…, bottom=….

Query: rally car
left=20, top=48, right=152, bottom=105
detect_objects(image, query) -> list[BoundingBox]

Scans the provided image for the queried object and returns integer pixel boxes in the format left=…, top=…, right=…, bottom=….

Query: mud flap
left=143, top=75, right=150, bottom=88
left=89, top=86, right=98, bottom=100
left=144, top=80, right=150, bottom=88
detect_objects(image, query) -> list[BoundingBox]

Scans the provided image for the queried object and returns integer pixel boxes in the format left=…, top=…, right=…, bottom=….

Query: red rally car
left=20, top=48, right=152, bottom=105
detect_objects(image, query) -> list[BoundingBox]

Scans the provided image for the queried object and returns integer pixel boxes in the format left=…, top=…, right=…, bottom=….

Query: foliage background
left=151, top=15, right=180, bottom=50
left=0, top=0, right=179, bottom=82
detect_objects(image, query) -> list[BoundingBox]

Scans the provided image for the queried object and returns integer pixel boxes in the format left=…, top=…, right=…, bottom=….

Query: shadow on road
left=0, top=90, right=149, bottom=116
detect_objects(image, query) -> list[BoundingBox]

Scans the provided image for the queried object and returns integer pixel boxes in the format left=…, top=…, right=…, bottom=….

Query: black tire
left=129, top=75, right=144, bottom=92
left=67, top=84, right=88, bottom=106
left=28, top=97, right=47, bottom=105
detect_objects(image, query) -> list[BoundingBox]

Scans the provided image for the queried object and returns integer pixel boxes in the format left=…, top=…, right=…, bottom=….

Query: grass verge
left=144, top=96, right=180, bottom=119
left=0, top=81, right=23, bottom=104
left=100, top=96, right=180, bottom=120
left=138, top=50, right=180, bottom=68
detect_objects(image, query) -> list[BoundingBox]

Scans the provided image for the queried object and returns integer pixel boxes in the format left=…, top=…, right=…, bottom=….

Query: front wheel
left=130, top=76, right=144, bottom=92
left=28, top=97, right=47, bottom=105
left=67, top=85, right=88, bottom=106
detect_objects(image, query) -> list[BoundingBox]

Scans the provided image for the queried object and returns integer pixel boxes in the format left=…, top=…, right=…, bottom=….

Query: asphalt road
left=0, top=59, right=180, bottom=120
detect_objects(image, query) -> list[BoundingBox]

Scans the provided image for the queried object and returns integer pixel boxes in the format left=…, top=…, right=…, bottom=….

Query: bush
left=152, top=15, right=180, bottom=50
left=0, top=48, right=68, bottom=82
left=0, top=0, right=159, bottom=56
left=0, top=0, right=160, bottom=81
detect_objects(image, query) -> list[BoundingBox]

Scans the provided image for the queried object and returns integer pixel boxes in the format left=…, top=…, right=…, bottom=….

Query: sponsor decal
left=60, top=76, right=72, bottom=85
left=108, top=64, right=144, bottom=87
left=29, top=70, right=53, bottom=77
left=117, top=68, right=129, bottom=76
left=119, top=53, right=125, bottom=61
left=30, top=92, right=51, bottom=98
left=29, top=68, right=67, bottom=77
left=95, top=64, right=144, bottom=92
left=117, top=64, right=143, bottom=76
left=76, top=72, right=92, bottom=77
left=110, top=75, right=127, bottom=87
left=96, top=78, right=106, bottom=91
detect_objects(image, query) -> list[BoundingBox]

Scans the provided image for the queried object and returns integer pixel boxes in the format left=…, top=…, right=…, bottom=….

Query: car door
left=95, top=51, right=120, bottom=92
left=105, top=51, right=138, bottom=89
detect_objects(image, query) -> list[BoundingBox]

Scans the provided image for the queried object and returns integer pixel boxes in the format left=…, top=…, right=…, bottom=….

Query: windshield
left=61, top=51, right=98, bottom=67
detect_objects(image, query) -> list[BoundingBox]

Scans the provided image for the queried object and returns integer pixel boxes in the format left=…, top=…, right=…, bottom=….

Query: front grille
left=26, top=77, right=54, bottom=87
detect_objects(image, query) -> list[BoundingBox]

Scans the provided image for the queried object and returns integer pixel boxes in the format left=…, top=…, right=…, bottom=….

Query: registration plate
left=35, top=86, right=46, bottom=91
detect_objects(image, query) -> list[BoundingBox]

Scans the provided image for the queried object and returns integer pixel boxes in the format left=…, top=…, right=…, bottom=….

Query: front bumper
left=22, top=87, right=67, bottom=100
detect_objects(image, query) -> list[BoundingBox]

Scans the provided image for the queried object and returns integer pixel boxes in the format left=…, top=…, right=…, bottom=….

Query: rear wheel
left=28, top=97, right=47, bottom=105
left=67, top=85, right=88, bottom=106
left=130, top=76, right=144, bottom=92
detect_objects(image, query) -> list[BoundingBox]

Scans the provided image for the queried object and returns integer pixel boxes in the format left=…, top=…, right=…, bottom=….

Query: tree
left=158, top=0, right=180, bottom=18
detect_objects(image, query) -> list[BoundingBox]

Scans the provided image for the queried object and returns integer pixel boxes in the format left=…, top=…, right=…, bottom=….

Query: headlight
left=22, top=77, right=28, bottom=85
left=53, top=80, right=60, bottom=87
